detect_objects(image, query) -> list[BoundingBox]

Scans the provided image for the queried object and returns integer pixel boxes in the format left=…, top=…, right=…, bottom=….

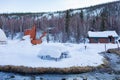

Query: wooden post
left=117, top=42, right=119, bottom=50
left=85, top=45, right=87, bottom=50
left=105, top=44, right=106, bottom=52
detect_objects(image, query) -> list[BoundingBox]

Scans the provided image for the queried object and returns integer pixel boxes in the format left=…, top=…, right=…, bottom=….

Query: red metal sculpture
left=24, top=25, right=46, bottom=45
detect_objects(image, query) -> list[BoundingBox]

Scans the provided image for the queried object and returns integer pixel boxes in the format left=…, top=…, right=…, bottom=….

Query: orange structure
left=24, top=25, right=36, bottom=40
left=24, top=25, right=46, bottom=45
left=31, top=32, right=47, bottom=45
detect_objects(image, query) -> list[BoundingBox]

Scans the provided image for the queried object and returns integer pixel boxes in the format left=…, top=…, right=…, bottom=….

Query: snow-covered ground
left=0, top=37, right=118, bottom=68
left=1, top=52, right=120, bottom=80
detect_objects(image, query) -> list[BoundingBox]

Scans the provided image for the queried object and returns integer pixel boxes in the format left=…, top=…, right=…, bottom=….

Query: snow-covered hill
left=0, top=1, right=120, bottom=43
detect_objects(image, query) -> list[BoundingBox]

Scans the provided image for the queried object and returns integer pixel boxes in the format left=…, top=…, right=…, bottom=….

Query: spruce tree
left=100, top=8, right=108, bottom=31
left=80, top=10, right=83, bottom=22
left=101, top=17, right=106, bottom=31
left=65, top=10, right=70, bottom=41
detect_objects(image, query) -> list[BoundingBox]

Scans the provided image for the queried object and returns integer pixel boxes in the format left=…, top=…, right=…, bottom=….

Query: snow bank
left=0, top=29, right=7, bottom=42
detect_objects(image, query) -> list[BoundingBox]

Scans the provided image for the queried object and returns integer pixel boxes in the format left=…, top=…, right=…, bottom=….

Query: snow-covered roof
left=88, top=31, right=118, bottom=37
left=0, top=29, right=7, bottom=41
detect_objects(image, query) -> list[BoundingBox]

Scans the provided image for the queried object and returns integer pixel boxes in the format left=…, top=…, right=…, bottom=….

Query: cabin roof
left=88, top=31, right=118, bottom=38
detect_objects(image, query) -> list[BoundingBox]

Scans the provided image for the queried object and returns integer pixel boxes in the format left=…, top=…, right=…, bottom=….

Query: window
left=94, top=38, right=98, bottom=43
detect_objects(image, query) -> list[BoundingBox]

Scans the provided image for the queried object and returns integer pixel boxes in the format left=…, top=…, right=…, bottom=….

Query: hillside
left=0, top=1, right=120, bottom=43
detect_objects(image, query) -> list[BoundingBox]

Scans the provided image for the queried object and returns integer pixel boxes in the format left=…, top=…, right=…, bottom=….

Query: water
left=0, top=53, right=120, bottom=80
left=0, top=72, right=120, bottom=80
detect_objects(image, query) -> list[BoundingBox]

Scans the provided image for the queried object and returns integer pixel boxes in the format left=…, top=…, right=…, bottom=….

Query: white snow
left=88, top=31, right=118, bottom=37
left=71, top=9, right=81, bottom=15
left=88, top=8, right=103, bottom=16
left=0, top=38, right=118, bottom=68
left=0, top=29, right=7, bottom=42
left=39, top=43, right=68, bottom=58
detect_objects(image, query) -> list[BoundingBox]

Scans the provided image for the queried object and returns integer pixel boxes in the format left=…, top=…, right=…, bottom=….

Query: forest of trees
left=0, top=1, right=120, bottom=43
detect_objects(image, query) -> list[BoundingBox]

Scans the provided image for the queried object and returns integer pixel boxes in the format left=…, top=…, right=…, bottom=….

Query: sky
left=0, top=0, right=118, bottom=13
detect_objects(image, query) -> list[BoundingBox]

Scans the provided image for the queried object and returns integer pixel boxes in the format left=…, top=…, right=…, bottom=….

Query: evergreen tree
left=101, top=17, right=106, bottom=31
left=80, top=10, right=85, bottom=39
left=91, top=19, right=96, bottom=30
left=76, top=23, right=80, bottom=43
left=100, top=8, right=108, bottom=31
left=80, top=10, right=83, bottom=22
left=65, top=10, right=70, bottom=41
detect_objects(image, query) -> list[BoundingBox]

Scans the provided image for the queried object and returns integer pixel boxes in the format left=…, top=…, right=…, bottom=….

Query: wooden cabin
left=88, top=31, right=118, bottom=43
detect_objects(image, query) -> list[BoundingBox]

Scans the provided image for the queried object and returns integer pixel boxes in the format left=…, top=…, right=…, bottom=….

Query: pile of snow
left=38, top=43, right=68, bottom=58
left=0, top=38, right=118, bottom=68
left=0, top=29, right=7, bottom=42
left=38, top=43, right=70, bottom=61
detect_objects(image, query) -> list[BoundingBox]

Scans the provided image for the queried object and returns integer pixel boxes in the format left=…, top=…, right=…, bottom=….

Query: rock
left=61, top=78, right=67, bottom=80
left=10, top=75, right=15, bottom=78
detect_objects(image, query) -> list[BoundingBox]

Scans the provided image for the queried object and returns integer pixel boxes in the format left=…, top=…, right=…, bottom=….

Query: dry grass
left=107, top=48, right=120, bottom=55
left=0, top=65, right=95, bottom=74
left=0, top=60, right=108, bottom=74
left=0, top=51, right=111, bottom=74
left=97, top=58, right=109, bottom=69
